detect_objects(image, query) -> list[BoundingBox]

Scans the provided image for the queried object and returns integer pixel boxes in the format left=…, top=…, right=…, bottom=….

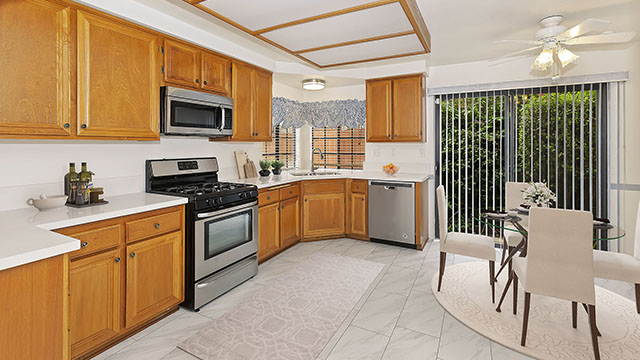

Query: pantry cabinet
left=163, top=39, right=231, bottom=95
left=76, top=10, right=160, bottom=139
left=55, top=205, right=185, bottom=359
left=231, top=62, right=273, bottom=141
left=366, top=74, right=424, bottom=142
left=0, top=0, right=72, bottom=137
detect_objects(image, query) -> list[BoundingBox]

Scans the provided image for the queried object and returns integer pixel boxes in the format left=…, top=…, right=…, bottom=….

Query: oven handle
left=196, top=201, right=258, bottom=219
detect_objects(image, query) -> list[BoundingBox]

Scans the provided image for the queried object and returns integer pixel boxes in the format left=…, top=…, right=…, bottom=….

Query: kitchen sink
left=290, top=171, right=341, bottom=176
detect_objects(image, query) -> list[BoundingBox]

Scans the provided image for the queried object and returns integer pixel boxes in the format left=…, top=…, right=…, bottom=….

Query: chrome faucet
left=311, top=148, right=324, bottom=173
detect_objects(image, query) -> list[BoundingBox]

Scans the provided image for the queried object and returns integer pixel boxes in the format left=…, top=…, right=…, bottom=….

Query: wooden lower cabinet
left=258, top=202, right=280, bottom=262
left=125, top=231, right=183, bottom=328
left=348, top=192, right=368, bottom=237
left=303, top=193, right=345, bottom=238
left=280, top=196, right=301, bottom=248
left=69, top=249, right=121, bottom=358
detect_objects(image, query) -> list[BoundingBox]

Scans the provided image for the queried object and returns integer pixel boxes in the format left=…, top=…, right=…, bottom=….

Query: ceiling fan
left=496, top=15, right=636, bottom=79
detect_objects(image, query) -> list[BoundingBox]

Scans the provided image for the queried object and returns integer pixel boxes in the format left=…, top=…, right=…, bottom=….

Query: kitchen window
left=262, top=125, right=297, bottom=169
left=312, top=127, right=365, bottom=170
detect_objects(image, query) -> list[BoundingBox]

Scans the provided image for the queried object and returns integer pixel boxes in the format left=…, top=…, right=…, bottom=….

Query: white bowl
left=27, top=195, right=68, bottom=210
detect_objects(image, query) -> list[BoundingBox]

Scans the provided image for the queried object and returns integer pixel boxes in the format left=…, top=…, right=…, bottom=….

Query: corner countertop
left=229, top=170, right=434, bottom=189
left=0, top=192, right=187, bottom=272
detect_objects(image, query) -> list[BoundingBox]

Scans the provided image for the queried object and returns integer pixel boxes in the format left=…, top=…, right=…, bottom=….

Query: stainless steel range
left=146, top=157, right=258, bottom=310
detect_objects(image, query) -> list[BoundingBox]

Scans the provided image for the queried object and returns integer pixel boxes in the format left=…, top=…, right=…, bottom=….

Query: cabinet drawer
left=279, top=184, right=300, bottom=200
left=126, top=211, right=182, bottom=243
left=259, top=189, right=280, bottom=206
left=304, top=180, right=345, bottom=194
left=351, top=180, right=367, bottom=194
left=68, top=225, right=122, bottom=259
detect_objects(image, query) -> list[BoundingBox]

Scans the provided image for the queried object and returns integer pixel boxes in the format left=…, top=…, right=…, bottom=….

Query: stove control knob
left=215, top=197, right=222, bottom=204
left=239, top=193, right=245, bottom=199
left=206, top=199, right=213, bottom=205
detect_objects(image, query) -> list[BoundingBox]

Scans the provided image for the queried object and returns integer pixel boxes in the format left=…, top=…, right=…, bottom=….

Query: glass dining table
left=476, top=210, right=626, bottom=313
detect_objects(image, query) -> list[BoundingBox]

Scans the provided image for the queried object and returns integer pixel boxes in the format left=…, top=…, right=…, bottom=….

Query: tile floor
left=95, top=238, right=635, bottom=360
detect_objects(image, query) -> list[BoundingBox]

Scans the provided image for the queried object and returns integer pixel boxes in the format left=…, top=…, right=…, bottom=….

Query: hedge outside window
left=263, top=126, right=296, bottom=169
left=312, top=127, right=365, bottom=170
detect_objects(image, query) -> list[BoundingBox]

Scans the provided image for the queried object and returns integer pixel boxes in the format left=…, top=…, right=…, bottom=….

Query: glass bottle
left=79, top=162, right=94, bottom=183
left=64, top=163, right=79, bottom=196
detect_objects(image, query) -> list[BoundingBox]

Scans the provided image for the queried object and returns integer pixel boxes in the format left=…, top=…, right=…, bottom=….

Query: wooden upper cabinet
left=252, top=69, right=273, bottom=141
left=76, top=11, right=160, bottom=139
left=125, top=231, right=182, bottom=329
left=393, top=75, right=423, bottom=141
left=280, top=196, right=301, bottom=249
left=231, top=62, right=254, bottom=140
left=366, top=79, right=392, bottom=142
left=366, top=74, right=424, bottom=142
left=201, top=52, right=231, bottom=94
left=164, top=39, right=199, bottom=88
left=69, top=248, right=121, bottom=358
left=0, top=0, right=71, bottom=137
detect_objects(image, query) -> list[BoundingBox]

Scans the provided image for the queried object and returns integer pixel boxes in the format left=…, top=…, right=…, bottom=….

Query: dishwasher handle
left=369, top=181, right=414, bottom=189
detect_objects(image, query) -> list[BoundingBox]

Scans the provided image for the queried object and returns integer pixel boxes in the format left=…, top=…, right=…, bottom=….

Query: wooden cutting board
left=234, top=151, right=249, bottom=178
left=243, top=160, right=258, bottom=178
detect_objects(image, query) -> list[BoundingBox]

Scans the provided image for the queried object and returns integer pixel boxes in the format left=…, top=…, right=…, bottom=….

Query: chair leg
left=572, top=302, right=578, bottom=329
left=495, top=271, right=513, bottom=313
left=521, top=292, right=531, bottom=346
left=500, top=238, right=507, bottom=266
left=582, top=303, right=602, bottom=336
left=635, top=284, right=640, bottom=314
left=513, top=272, right=518, bottom=315
left=508, top=246, right=514, bottom=274
left=437, top=251, right=446, bottom=292
left=588, top=304, right=601, bottom=360
left=489, top=260, right=495, bottom=304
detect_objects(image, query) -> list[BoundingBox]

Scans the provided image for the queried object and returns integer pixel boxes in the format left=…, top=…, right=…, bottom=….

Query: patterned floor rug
left=179, top=252, right=384, bottom=360
left=431, top=261, right=640, bottom=360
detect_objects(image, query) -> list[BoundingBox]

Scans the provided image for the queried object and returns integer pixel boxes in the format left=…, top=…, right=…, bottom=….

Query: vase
left=259, top=169, right=270, bottom=177
left=272, top=169, right=282, bottom=175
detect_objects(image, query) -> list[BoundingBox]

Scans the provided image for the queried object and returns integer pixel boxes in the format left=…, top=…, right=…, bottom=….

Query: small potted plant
left=271, top=160, right=284, bottom=175
left=259, top=160, right=271, bottom=177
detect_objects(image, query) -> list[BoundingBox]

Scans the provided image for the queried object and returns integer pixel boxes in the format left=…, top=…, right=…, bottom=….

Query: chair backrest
left=436, top=185, right=448, bottom=243
left=635, top=200, right=640, bottom=259
left=525, top=207, right=595, bottom=305
left=506, top=182, right=530, bottom=225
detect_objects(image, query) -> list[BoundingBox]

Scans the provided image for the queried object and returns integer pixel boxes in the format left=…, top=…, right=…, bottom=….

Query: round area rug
left=431, top=261, right=640, bottom=360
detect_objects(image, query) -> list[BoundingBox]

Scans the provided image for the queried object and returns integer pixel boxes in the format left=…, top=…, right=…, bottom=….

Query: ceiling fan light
left=557, top=47, right=579, bottom=67
left=302, top=79, right=325, bottom=91
left=531, top=48, right=554, bottom=71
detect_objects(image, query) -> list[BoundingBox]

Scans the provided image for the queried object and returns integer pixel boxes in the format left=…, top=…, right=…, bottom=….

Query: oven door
left=194, top=201, right=258, bottom=280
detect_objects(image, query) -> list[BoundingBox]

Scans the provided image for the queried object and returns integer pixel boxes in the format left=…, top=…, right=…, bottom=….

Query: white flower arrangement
left=523, top=182, right=557, bottom=207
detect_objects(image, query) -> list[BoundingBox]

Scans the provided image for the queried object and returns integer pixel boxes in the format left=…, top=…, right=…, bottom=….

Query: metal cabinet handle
left=115, top=257, right=121, bottom=263
left=130, top=252, right=136, bottom=258
left=305, top=199, right=308, bottom=202
left=63, top=123, right=70, bottom=128
left=361, top=197, right=365, bottom=201
left=195, top=79, right=200, bottom=83
left=203, top=80, right=208, bottom=85
left=154, top=223, right=161, bottom=229
left=267, top=196, right=271, bottom=200
left=81, top=124, right=87, bottom=129
left=81, top=241, right=88, bottom=248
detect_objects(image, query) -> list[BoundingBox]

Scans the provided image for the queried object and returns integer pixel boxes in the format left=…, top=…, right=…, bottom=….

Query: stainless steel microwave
left=161, top=86, right=233, bottom=137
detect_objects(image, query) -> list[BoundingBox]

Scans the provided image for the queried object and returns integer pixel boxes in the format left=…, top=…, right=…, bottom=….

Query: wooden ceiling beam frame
left=304, top=51, right=426, bottom=69
left=294, top=30, right=415, bottom=54
left=253, top=0, right=400, bottom=35
left=398, top=0, right=431, bottom=53
left=183, top=0, right=206, bottom=4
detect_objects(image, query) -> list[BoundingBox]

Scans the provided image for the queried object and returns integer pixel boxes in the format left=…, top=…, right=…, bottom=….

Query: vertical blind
left=436, top=84, right=608, bottom=240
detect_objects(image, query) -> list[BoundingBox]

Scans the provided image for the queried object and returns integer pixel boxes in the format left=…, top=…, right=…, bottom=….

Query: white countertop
left=230, top=170, right=434, bottom=189
left=0, top=193, right=187, bottom=271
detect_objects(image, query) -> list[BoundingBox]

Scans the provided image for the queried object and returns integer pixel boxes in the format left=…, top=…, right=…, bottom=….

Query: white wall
left=0, top=138, right=262, bottom=211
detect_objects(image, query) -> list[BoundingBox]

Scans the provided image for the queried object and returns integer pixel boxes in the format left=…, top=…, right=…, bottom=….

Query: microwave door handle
left=219, top=106, right=225, bottom=131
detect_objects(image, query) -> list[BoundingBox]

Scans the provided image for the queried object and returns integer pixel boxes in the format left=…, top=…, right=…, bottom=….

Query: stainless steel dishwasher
left=368, top=180, right=416, bottom=246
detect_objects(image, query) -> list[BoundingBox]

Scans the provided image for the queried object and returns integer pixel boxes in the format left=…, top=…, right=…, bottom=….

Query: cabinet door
left=258, top=202, right=280, bottom=262
left=348, top=193, right=368, bottom=237
left=164, top=39, right=200, bottom=88
left=0, top=0, right=71, bottom=136
left=392, top=75, right=423, bottom=141
left=125, top=231, right=182, bottom=328
left=252, top=69, right=273, bottom=141
left=303, top=193, right=345, bottom=238
left=69, top=249, right=121, bottom=358
left=77, top=11, right=160, bottom=139
left=280, top=197, right=300, bottom=248
left=231, top=62, right=254, bottom=140
left=366, top=79, right=392, bottom=142
left=201, top=52, right=231, bottom=95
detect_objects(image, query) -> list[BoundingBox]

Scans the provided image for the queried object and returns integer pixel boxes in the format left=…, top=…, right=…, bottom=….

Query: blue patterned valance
left=272, top=97, right=366, bottom=129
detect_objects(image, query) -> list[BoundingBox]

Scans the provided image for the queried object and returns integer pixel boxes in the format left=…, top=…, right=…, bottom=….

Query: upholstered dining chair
left=502, top=182, right=530, bottom=267
left=436, top=185, right=497, bottom=302
left=593, top=200, right=640, bottom=313
left=511, top=207, right=600, bottom=360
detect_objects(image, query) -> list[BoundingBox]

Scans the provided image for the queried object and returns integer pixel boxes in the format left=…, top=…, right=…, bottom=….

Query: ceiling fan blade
left=564, top=32, right=636, bottom=45
left=491, top=46, right=542, bottom=61
left=558, top=19, right=610, bottom=39
left=495, top=39, right=542, bottom=45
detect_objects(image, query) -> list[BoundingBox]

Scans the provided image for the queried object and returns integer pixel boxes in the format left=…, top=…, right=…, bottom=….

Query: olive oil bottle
left=79, top=162, right=94, bottom=183
left=64, top=163, right=79, bottom=196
